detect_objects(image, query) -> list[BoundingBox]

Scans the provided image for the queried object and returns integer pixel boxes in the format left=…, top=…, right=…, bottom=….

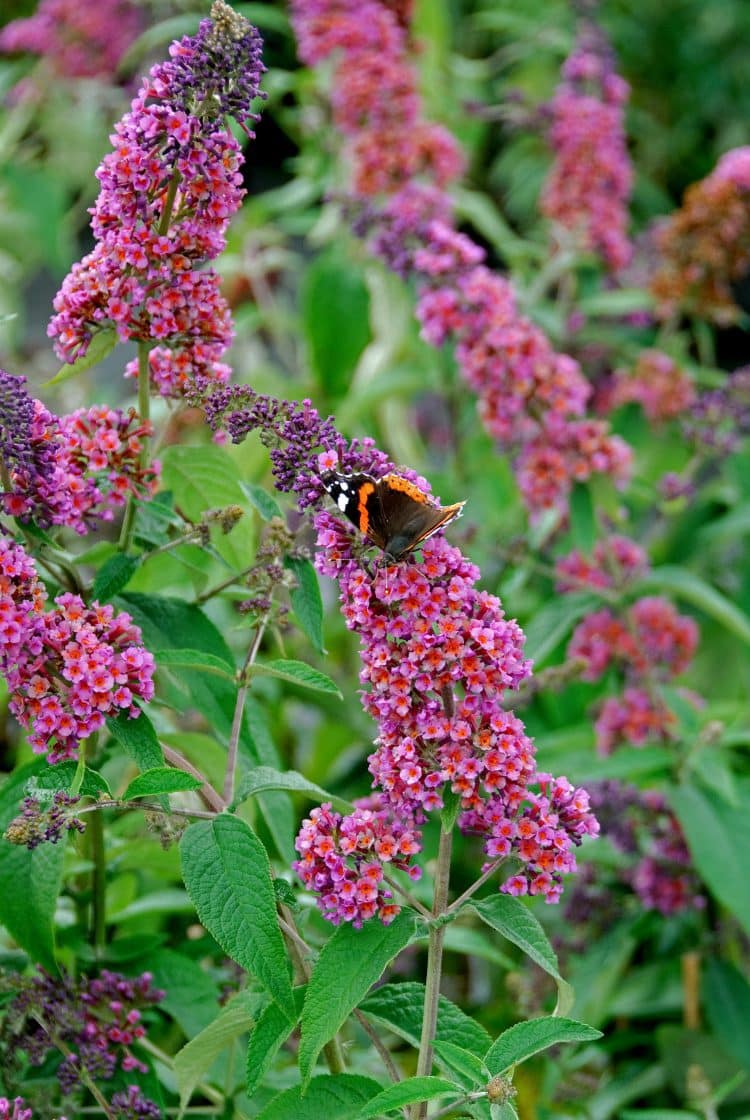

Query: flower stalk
left=411, top=824, right=453, bottom=1120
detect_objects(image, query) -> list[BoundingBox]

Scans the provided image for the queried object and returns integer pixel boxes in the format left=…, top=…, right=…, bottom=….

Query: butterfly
left=321, top=471, right=465, bottom=560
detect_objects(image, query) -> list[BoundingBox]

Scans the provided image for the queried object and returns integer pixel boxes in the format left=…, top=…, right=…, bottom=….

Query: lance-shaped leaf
left=180, top=817, right=294, bottom=1020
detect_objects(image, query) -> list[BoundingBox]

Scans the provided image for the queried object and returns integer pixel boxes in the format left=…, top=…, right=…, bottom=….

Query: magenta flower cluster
left=0, top=536, right=154, bottom=763
left=409, top=208, right=632, bottom=516
left=313, top=475, right=598, bottom=914
left=0, top=373, right=159, bottom=534
left=294, top=796, right=422, bottom=927
left=601, top=349, right=696, bottom=424
left=0, top=0, right=142, bottom=80
left=195, top=388, right=599, bottom=921
left=290, top=2, right=632, bottom=518
left=7, top=968, right=163, bottom=1107
left=557, top=538, right=700, bottom=753
left=587, top=781, right=704, bottom=917
left=541, top=22, right=632, bottom=271
left=48, top=2, right=265, bottom=398
left=289, top=0, right=463, bottom=195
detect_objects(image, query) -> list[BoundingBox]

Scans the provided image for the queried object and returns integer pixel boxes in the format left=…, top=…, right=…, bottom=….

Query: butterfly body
left=321, top=471, right=465, bottom=560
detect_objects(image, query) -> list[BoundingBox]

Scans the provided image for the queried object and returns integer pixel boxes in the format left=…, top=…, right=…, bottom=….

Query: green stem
left=83, top=736, right=107, bottom=953
left=119, top=341, right=152, bottom=552
left=444, top=856, right=505, bottom=917
left=158, top=169, right=182, bottom=236
left=89, top=802, right=107, bottom=953
left=411, top=825, right=453, bottom=1120
left=222, top=617, right=268, bottom=806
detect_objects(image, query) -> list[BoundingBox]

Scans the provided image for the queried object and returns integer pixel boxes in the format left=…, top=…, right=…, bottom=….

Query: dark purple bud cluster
left=110, top=1086, right=161, bottom=1119
left=0, top=370, right=56, bottom=513
left=683, top=365, right=750, bottom=454
left=164, top=0, right=267, bottom=133
left=197, top=384, right=392, bottom=510
left=4, top=791, right=86, bottom=849
left=2, top=968, right=164, bottom=1106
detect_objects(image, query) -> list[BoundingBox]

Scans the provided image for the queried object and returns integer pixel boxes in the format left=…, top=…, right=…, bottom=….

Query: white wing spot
left=337, top=493, right=349, bottom=511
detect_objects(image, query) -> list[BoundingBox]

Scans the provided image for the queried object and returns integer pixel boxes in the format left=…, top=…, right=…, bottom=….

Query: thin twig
left=411, top=826, right=453, bottom=1120
left=194, top=561, right=258, bottom=604
left=77, top=800, right=217, bottom=821
left=222, top=618, right=268, bottom=806
left=278, top=915, right=312, bottom=959
left=444, top=857, right=506, bottom=917
left=353, top=1009, right=401, bottom=1084
left=32, top=1013, right=115, bottom=1119
left=161, top=744, right=225, bottom=813
left=382, top=873, right=432, bottom=919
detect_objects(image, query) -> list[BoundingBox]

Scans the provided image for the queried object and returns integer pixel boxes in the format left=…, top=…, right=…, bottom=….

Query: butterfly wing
left=375, top=474, right=465, bottom=559
left=321, top=472, right=390, bottom=552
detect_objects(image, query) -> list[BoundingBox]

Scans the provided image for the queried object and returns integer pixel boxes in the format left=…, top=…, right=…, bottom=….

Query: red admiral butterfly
left=321, top=471, right=466, bottom=560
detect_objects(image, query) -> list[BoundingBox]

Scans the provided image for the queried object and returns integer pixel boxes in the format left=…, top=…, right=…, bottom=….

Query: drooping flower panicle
left=290, top=2, right=632, bottom=518
left=4, top=968, right=163, bottom=1106
left=541, top=21, right=633, bottom=271
left=0, top=0, right=142, bottom=80
left=651, top=146, right=750, bottom=324
left=289, top=0, right=463, bottom=195
left=558, top=538, right=700, bottom=754
left=48, top=2, right=266, bottom=398
left=198, top=385, right=599, bottom=920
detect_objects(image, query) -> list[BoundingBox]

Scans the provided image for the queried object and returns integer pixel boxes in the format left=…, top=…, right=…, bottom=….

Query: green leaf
left=621, top=1112, right=700, bottom=1120
left=469, top=896, right=572, bottom=1013
left=578, top=288, right=654, bottom=317
left=360, top=983, right=492, bottom=1057
left=180, top=817, right=295, bottom=1020
left=232, top=765, right=352, bottom=814
left=160, top=444, right=246, bottom=522
left=146, top=947, right=221, bottom=1037
left=299, top=911, right=417, bottom=1084
left=256, top=1075, right=382, bottom=1120
left=174, top=990, right=258, bottom=1112
left=107, top=709, right=164, bottom=772
left=134, top=491, right=180, bottom=548
left=256, top=658, right=342, bottom=697
left=451, top=186, right=535, bottom=267
left=286, top=555, right=325, bottom=653
left=302, top=248, right=372, bottom=399
left=440, top=788, right=462, bottom=832
left=123, top=767, right=204, bottom=799
left=355, top=1077, right=459, bottom=1118
left=637, top=566, right=750, bottom=645
left=701, top=959, right=750, bottom=1076
left=117, top=594, right=238, bottom=736
left=568, top=484, right=596, bottom=553
left=241, top=481, right=283, bottom=521
left=483, top=1017, right=601, bottom=1075
left=92, top=553, right=140, bottom=601
left=0, top=761, right=65, bottom=970
left=246, top=989, right=305, bottom=1096
left=155, top=647, right=235, bottom=680
left=671, top=781, right=750, bottom=937
left=522, top=592, right=600, bottom=667
left=32, top=762, right=111, bottom=800
left=432, top=1041, right=489, bottom=1088
left=45, top=326, right=117, bottom=385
